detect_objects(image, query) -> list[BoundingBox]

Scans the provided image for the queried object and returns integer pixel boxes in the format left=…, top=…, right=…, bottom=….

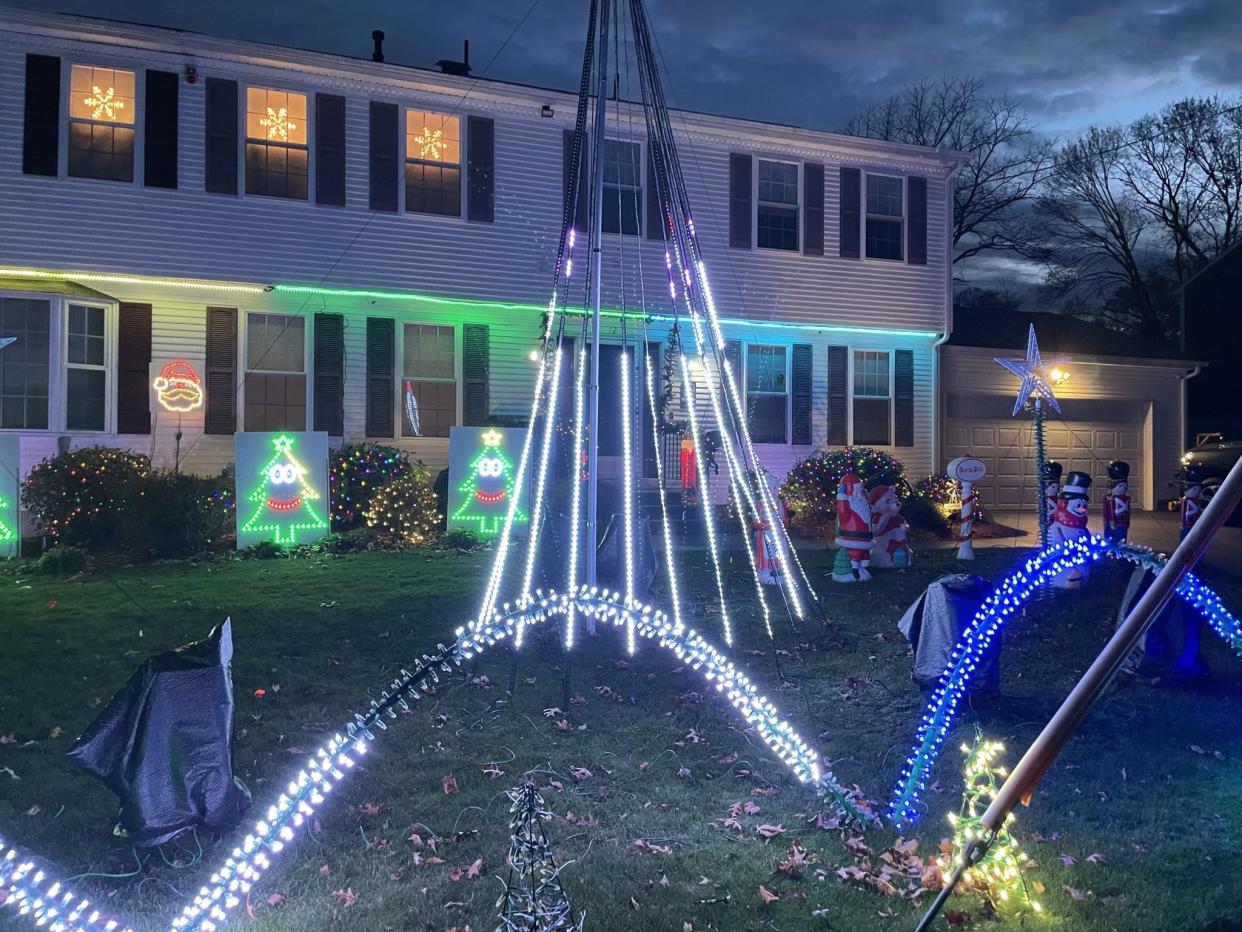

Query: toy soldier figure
left=832, top=470, right=874, bottom=583
left=1042, top=461, right=1063, bottom=532
left=1050, top=470, right=1092, bottom=589
left=1180, top=465, right=1213, bottom=541
left=1102, top=460, right=1131, bottom=543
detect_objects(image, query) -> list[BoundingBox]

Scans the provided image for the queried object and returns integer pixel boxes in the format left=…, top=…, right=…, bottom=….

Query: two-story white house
left=0, top=8, right=964, bottom=503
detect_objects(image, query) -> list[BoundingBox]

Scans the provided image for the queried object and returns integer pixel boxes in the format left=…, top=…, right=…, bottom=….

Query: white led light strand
left=619, top=350, right=638, bottom=654
left=564, top=347, right=589, bottom=649
left=643, top=335, right=685, bottom=635
left=678, top=354, right=733, bottom=646
left=0, top=838, right=134, bottom=932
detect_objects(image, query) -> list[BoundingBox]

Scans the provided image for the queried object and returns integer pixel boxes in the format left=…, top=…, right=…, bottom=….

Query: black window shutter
left=204, top=306, right=237, bottom=434
left=143, top=70, right=179, bottom=189
left=803, top=162, right=824, bottom=256
left=562, top=129, right=589, bottom=233
left=467, top=115, right=495, bottom=222
left=204, top=78, right=237, bottom=195
left=791, top=343, right=813, bottom=445
left=907, top=176, right=928, bottom=265
left=116, top=303, right=152, bottom=434
left=894, top=349, right=915, bottom=447
left=646, top=151, right=665, bottom=240
left=22, top=54, right=60, bottom=176
left=365, top=318, right=395, bottom=437
left=729, top=153, right=752, bottom=249
left=826, top=344, right=848, bottom=445
left=315, top=93, right=346, bottom=206
left=369, top=102, right=398, bottom=212
left=839, top=167, right=861, bottom=259
left=313, top=313, right=345, bottom=435
left=462, top=324, right=490, bottom=426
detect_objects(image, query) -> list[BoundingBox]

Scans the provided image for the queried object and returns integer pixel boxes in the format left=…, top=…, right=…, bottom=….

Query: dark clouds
left=15, top=0, right=1242, bottom=136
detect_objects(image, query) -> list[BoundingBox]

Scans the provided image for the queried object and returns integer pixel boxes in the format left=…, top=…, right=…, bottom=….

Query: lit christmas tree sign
left=0, top=433, right=18, bottom=559
left=235, top=431, right=329, bottom=548
left=448, top=426, right=530, bottom=538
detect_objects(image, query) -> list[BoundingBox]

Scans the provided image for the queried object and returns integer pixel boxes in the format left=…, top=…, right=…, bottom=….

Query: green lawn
left=2, top=541, right=1242, bottom=931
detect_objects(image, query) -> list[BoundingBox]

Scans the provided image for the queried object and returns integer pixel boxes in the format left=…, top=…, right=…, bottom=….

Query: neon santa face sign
left=152, top=360, right=204, bottom=413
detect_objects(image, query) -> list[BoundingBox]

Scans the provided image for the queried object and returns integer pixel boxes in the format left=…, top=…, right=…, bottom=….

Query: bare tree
left=843, top=76, right=1054, bottom=266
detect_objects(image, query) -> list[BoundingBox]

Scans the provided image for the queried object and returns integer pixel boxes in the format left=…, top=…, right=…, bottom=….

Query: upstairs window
left=852, top=350, right=891, bottom=444
left=746, top=344, right=788, bottom=444
left=246, top=87, right=308, bottom=199
left=602, top=139, right=642, bottom=235
left=406, top=109, right=461, bottom=216
left=65, top=304, right=106, bottom=431
left=865, top=174, right=904, bottom=260
left=402, top=324, right=456, bottom=437
left=0, top=297, right=51, bottom=429
left=68, top=65, right=135, bottom=182
left=245, top=313, right=306, bottom=431
left=756, top=159, right=798, bottom=251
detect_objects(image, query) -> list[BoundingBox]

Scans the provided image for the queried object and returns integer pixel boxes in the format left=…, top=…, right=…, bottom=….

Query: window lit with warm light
left=68, top=64, right=136, bottom=182
left=246, top=87, right=308, bottom=200
left=406, top=109, right=461, bottom=216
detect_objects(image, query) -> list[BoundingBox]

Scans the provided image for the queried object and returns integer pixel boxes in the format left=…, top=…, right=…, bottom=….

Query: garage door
left=944, top=394, right=1146, bottom=510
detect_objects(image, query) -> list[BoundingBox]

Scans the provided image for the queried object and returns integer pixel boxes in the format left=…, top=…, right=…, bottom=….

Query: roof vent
left=437, top=40, right=472, bottom=76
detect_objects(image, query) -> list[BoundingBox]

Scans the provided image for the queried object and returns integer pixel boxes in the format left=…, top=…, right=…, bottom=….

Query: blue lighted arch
left=888, top=536, right=1242, bottom=826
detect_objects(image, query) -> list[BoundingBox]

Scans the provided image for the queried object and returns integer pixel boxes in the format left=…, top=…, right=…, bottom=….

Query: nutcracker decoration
left=679, top=436, right=697, bottom=501
left=832, top=470, right=874, bottom=583
left=1050, top=470, right=1092, bottom=589
left=1042, top=461, right=1063, bottom=538
left=754, top=472, right=789, bottom=585
left=1102, top=460, right=1131, bottom=543
left=868, top=483, right=912, bottom=570
left=1180, top=465, right=1212, bottom=541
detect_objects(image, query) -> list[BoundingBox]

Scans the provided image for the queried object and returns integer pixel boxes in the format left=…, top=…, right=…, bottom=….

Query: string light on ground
left=0, top=836, right=134, bottom=932
left=889, top=536, right=1242, bottom=825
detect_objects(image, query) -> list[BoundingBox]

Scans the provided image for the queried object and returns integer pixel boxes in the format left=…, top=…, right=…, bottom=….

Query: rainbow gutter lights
left=888, top=535, right=1242, bottom=826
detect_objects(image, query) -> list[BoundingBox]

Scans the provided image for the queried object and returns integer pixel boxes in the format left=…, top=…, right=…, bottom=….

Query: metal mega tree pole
left=585, top=0, right=611, bottom=590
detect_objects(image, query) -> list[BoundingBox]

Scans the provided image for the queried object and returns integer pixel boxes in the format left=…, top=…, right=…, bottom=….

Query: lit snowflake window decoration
left=260, top=107, right=296, bottom=142
left=414, top=127, right=445, bottom=161
left=83, top=85, right=123, bottom=121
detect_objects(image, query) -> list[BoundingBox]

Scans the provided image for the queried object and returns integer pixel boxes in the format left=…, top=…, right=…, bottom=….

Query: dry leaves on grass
left=628, top=838, right=673, bottom=855
left=331, top=888, right=358, bottom=908
left=758, top=884, right=780, bottom=904
left=756, top=824, right=786, bottom=841
left=834, top=835, right=933, bottom=901
left=448, top=858, right=483, bottom=881
left=442, top=774, right=459, bottom=795
left=570, top=766, right=592, bottom=781
left=358, top=802, right=384, bottom=816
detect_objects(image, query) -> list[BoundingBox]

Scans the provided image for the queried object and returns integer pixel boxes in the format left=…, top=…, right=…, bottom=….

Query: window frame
left=754, top=156, right=801, bottom=253
left=403, top=106, right=465, bottom=218
left=64, top=302, right=109, bottom=433
left=601, top=137, right=644, bottom=236
left=849, top=348, right=894, bottom=446
left=243, top=84, right=312, bottom=201
left=62, top=59, right=142, bottom=185
left=400, top=321, right=460, bottom=439
left=241, top=311, right=309, bottom=432
left=743, top=342, right=790, bottom=445
left=862, top=171, right=906, bottom=262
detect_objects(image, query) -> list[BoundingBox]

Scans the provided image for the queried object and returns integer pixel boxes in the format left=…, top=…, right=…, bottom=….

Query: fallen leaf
left=442, top=774, right=459, bottom=795
left=570, top=766, right=592, bottom=781
left=1059, top=854, right=1075, bottom=866
left=1189, top=744, right=1206, bottom=755
left=24, top=805, right=40, bottom=817
left=481, top=763, right=504, bottom=779
left=266, top=893, right=287, bottom=907
left=331, top=888, right=358, bottom=908
left=48, top=727, right=63, bottom=739
left=358, top=802, right=383, bottom=817
left=466, top=857, right=483, bottom=878
left=758, top=884, right=780, bottom=905
left=945, top=909, right=970, bottom=926
left=1063, top=884, right=1089, bottom=901
left=319, top=865, right=330, bottom=875
left=629, top=897, right=640, bottom=910
left=659, top=873, right=669, bottom=887
left=755, top=823, right=786, bottom=840
left=556, top=719, right=572, bottom=732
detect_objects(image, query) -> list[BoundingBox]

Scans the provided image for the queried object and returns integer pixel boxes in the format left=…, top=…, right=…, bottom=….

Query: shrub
left=903, top=494, right=953, bottom=537
left=242, top=540, right=285, bottom=560
left=316, top=528, right=381, bottom=554
left=912, top=473, right=990, bottom=526
left=436, top=528, right=484, bottom=551
left=365, top=466, right=441, bottom=544
left=23, top=447, right=150, bottom=547
left=329, top=444, right=413, bottom=531
left=34, top=544, right=88, bottom=575
left=127, top=471, right=234, bottom=558
left=780, top=447, right=908, bottom=532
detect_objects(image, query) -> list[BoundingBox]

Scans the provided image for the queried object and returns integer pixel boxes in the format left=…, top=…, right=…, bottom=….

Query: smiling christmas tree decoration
left=1049, top=470, right=1092, bottom=589
left=1103, top=460, right=1131, bottom=543
left=238, top=433, right=329, bottom=547
left=450, top=427, right=527, bottom=538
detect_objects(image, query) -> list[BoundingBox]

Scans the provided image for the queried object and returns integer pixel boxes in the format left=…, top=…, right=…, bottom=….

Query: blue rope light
left=888, top=535, right=1242, bottom=826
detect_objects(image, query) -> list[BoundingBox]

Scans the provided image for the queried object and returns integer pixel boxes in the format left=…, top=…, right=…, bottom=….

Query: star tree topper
left=994, top=324, right=1066, bottom=416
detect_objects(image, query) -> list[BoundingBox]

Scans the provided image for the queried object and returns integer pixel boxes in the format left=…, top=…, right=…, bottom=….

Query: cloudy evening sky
left=13, top=0, right=1242, bottom=139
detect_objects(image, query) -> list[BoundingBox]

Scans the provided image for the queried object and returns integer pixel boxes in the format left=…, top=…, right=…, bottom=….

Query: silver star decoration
left=994, top=324, right=1065, bottom=416
left=0, top=338, right=14, bottom=351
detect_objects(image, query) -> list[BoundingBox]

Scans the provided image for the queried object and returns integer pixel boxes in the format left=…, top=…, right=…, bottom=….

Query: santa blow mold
left=832, top=470, right=874, bottom=583
left=868, top=484, right=912, bottom=570
left=1103, top=459, right=1131, bottom=543
left=1050, top=470, right=1092, bottom=589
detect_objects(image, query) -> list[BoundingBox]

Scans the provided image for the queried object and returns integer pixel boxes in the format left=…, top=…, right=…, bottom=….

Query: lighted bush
left=127, top=471, right=234, bottom=558
left=23, top=446, right=151, bottom=547
left=912, top=472, right=989, bottom=529
left=365, top=466, right=441, bottom=545
left=780, top=447, right=908, bottom=532
left=330, top=443, right=413, bottom=530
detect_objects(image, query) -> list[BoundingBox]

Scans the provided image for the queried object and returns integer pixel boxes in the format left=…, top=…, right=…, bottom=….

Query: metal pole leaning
left=915, top=452, right=1242, bottom=932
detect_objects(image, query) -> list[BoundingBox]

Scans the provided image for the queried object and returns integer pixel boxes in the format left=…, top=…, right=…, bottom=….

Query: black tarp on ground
left=68, top=619, right=251, bottom=847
